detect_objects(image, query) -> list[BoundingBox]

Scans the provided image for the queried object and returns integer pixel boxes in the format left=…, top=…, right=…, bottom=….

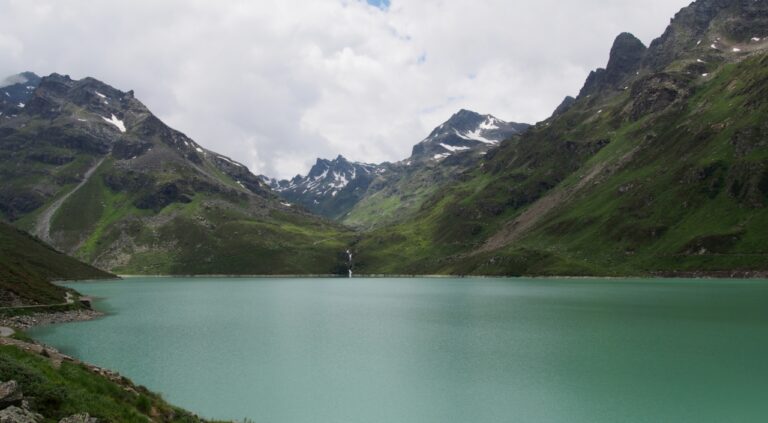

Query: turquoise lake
left=30, top=277, right=768, bottom=422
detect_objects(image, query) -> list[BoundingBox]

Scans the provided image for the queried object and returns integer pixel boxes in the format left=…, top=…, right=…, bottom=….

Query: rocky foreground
left=0, top=378, right=97, bottom=422
left=0, top=309, right=102, bottom=331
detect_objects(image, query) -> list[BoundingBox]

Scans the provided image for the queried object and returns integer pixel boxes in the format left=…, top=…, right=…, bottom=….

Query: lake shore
left=0, top=308, right=102, bottom=330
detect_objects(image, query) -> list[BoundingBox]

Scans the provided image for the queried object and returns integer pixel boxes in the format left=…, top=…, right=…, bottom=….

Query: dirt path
left=0, top=293, right=75, bottom=311
left=34, top=157, right=106, bottom=246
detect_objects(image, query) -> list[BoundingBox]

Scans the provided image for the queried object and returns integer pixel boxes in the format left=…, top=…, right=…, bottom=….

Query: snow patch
left=281, top=202, right=292, bottom=207
left=752, top=37, right=762, bottom=42
left=439, top=143, right=471, bottom=152
left=456, top=128, right=495, bottom=144
left=478, top=116, right=500, bottom=131
left=697, top=59, right=706, bottom=63
left=710, top=44, right=718, bottom=49
left=95, top=91, right=107, bottom=99
left=696, top=40, right=702, bottom=46
left=17, top=103, right=24, bottom=108
left=433, top=153, right=451, bottom=160
left=732, top=47, right=742, bottom=52
left=196, top=147, right=204, bottom=153
left=101, top=114, right=126, bottom=132
left=77, top=118, right=87, bottom=122
left=217, top=155, right=245, bottom=167
left=702, top=73, right=709, bottom=77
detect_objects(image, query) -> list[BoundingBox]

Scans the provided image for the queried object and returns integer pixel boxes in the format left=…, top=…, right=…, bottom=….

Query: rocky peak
left=550, top=96, right=577, bottom=119
left=412, top=109, right=530, bottom=161
left=0, top=72, right=41, bottom=115
left=605, top=33, right=647, bottom=83
left=579, top=32, right=647, bottom=97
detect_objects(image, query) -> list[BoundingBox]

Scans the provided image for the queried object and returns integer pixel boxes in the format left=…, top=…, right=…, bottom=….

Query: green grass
left=354, top=53, right=768, bottom=277
left=0, top=221, right=114, bottom=306
left=0, top=345, right=217, bottom=422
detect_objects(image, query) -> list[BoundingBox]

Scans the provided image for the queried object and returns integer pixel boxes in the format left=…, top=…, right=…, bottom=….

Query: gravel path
left=33, top=157, right=106, bottom=246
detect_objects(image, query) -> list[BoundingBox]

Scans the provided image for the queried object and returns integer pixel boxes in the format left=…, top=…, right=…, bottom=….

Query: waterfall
left=346, top=249, right=353, bottom=278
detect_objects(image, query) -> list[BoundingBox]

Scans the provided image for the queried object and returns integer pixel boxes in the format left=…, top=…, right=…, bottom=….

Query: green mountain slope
left=0, top=74, right=353, bottom=275
left=0, top=221, right=114, bottom=306
left=0, top=343, right=219, bottom=422
left=355, top=0, right=768, bottom=277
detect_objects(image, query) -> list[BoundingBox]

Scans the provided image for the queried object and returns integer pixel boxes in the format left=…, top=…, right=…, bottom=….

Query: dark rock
left=0, top=380, right=23, bottom=408
left=626, top=73, right=692, bottom=121
left=25, top=152, right=75, bottom=165
left=0, top=190, right=44, bottom=221
left=550, top=96, right=576, bottom=118
left=579, top=33, right=646, bottom=97
left=111, top=140, right=152, bottom=160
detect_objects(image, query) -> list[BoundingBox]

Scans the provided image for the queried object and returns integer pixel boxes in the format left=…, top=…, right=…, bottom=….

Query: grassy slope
left=355, top=53, right=768, bottom=276
left=0, top=221, right=114, bottom=306
left=46, top=157, right=354, bottom=275
left=0, top=344, right=221, bottom=422
left=342, top=154, right=483, bottom=230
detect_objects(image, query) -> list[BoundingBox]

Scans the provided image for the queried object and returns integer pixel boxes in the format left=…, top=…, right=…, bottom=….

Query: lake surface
left=31, top=277, right=768, bottom=422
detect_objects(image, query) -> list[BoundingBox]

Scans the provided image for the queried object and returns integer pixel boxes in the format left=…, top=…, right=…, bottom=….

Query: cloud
left=0, top=0, right=691, bottom=178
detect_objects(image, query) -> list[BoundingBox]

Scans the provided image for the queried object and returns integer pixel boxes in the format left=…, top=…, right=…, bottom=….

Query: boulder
left=58, top=413, right=99, bottom=423
left=0, top=380, right=23, bottom=408
left=0, top=406, right=43, bottom=423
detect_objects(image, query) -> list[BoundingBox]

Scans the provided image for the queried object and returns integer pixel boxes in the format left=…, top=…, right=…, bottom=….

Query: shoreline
left=0, top=308, right=103, bottom=331
left=110, top=272, right=768, bottom=280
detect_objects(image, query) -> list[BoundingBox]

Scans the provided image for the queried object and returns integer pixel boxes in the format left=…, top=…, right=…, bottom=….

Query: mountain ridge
left=0, top=72, right=353, bottom=275
left=264, top=109, right=530, bottom=222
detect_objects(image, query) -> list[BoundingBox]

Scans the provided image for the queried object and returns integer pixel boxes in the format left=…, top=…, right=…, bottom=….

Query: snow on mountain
left=410, top=109, right=530, bottom=161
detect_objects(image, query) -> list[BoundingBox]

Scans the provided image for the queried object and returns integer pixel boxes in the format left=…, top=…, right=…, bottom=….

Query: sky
left=0, top=0, right=692, bottom=179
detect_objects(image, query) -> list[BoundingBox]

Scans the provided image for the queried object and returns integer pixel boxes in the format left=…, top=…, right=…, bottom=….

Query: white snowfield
left=439, top=143, right=471, bottom=152
left=101, top=114, right=126, bottom=132
left=455, top=128, right=496, bottom=144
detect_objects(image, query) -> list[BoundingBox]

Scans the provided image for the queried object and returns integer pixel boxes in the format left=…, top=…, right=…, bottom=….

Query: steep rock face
left=550, top=96, right=576, bottom=118
left=645, top=0, right=768, bottom=70
left=0, top=73, right=352, bottom=274
left=579, top=33, right=647, bottom=97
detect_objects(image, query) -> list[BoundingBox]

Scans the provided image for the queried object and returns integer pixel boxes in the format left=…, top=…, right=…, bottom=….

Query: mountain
left=410, top=109, right=530, bottom=161
left=0, top=72, right=353, bottom=275
left=353, top=0, right=768, bottom=277
left=0, top=220, right=114, bottom=307
left=266, top=110, right=530, bottom=225
left=262, top=155, right=386, bottom=219
left=0, top=71, right=41, bottom=117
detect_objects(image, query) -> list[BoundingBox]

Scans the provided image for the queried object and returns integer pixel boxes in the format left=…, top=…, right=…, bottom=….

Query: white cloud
left=0, top=0, right=691, bottom=178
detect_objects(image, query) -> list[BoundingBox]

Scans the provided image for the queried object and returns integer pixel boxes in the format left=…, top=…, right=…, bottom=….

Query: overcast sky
left=0, top=0, right=691, bottom=178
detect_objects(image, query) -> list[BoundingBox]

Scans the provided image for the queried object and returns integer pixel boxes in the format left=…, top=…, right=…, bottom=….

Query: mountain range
left=1, top=0, right=767, bottom=279
left=263, top=110, right=530, bottom=224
